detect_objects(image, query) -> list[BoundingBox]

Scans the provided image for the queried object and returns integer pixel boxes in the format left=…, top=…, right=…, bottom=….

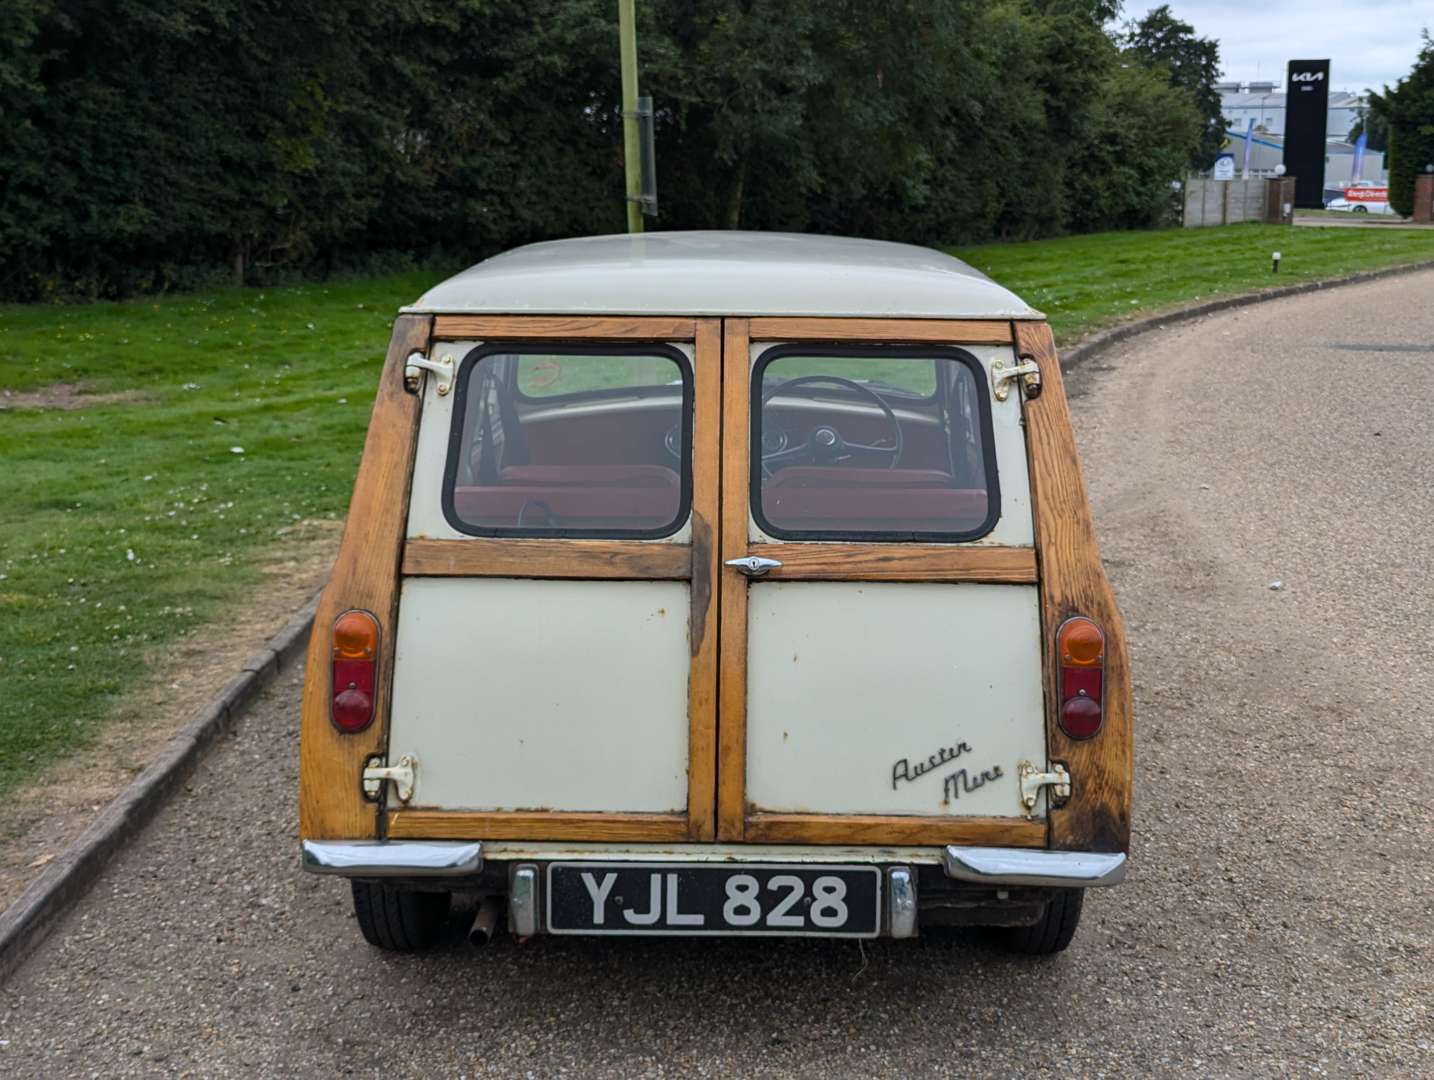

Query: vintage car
left=298, top=232, right=1131, bottom=954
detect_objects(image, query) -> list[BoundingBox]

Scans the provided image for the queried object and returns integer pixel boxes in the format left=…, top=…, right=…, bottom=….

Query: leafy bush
left=0, top=0, right=1209, bottom=300
left=1375, top=32, right=1434, bottom=218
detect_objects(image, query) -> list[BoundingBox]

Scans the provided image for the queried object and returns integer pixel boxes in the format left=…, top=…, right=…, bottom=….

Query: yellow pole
left=619, top=0, right=643, bottom=233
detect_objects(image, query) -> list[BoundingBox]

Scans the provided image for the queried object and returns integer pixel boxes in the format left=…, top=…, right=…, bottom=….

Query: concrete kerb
left=1056, top=258, right=1434, bottom=372
left=0, top=591, right=320, bottom=984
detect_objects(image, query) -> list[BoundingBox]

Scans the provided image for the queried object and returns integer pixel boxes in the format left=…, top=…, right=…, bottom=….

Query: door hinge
left=992, top=357, right=1042, bottom=402
left=1018, top=760, right=1070, bottom=817
left=403, top=351, right=454, bottom=397
left=363, top=754, right=417, bottom=804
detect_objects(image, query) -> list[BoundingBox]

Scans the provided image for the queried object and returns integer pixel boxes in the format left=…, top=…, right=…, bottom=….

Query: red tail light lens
left=331, top=610, right=378, bottom=733
left=1056, top=616, right=1105, bottom=739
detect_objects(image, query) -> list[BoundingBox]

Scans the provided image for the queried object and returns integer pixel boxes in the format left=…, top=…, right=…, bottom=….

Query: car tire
left=1353, top=205, right=1368, bottom=214
left=351, top=880, right=452, bottom=951
left=1000, top=888, right=1084, bottom=955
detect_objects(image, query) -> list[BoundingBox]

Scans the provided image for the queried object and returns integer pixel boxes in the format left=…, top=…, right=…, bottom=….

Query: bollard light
left=1272, top=251, right=1281, bottom=273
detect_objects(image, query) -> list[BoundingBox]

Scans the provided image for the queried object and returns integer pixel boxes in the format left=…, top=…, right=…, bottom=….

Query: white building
left=1217, top=80, right=1365, bottom=139
left=1221, top=128, right=1388, bottom=188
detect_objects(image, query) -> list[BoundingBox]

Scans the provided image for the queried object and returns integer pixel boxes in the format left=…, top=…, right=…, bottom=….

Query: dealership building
left=1217, top=81, right=1386, bottom=185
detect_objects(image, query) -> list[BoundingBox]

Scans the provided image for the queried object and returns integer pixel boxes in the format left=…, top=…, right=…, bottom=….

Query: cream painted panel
left=388, top=577, right=691, bottom=812
left=745, top=581, right=1047, bottom=817
left=406, top=340, right=692, bottom=542
left=746, top=343, right=1032, bottom=547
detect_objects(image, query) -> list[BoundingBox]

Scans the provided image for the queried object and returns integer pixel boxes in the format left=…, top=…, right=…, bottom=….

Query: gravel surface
left=4, top=272, right=1433, bottom=1077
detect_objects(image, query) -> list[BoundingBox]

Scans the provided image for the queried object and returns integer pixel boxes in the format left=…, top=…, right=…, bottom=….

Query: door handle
left=725, top=556, right=783, bottom=578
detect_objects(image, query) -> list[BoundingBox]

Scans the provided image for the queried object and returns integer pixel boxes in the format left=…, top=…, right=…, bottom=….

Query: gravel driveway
left=4, top=271, right=1432, bottom=1077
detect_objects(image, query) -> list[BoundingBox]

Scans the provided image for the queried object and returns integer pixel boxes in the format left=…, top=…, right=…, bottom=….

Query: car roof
left=403, top=231, right=1043, bottom=320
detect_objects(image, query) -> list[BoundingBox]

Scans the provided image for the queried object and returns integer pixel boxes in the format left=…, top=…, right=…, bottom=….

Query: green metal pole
left=618, top=0, right=643, bottom=234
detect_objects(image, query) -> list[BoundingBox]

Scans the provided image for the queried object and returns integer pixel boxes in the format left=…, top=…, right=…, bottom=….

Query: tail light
left=331, top=609, right=379, bottom=733
left=1056, top=616, right=1104, bottom=739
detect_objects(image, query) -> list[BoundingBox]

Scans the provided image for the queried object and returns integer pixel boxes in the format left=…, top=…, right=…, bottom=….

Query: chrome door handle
left=725, top=556, right=783, bottom=578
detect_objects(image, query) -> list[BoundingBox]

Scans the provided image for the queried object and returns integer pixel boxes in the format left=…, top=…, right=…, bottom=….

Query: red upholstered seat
left=452, top=464, right=680, bottom=529
left=762, top=466, right=987, bottom=532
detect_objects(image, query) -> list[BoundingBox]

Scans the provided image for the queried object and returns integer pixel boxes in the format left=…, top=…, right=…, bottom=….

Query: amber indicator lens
left=330, top=610, right=378, bottom=733
left=1058, top=618, right=1104, bottom=667
left=333, top=610, right=378, bottom=660
left=1057, top=616, right=1105, bottom=740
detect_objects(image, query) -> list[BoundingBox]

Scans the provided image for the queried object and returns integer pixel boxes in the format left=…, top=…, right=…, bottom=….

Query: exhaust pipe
left=468, top=898, right=500, bottom=948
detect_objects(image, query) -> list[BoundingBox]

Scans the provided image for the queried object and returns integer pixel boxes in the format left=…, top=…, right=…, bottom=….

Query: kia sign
left=1284, top=59, right=1330, bottom=209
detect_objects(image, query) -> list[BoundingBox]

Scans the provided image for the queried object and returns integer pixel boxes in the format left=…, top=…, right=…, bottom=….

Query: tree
left=1373, top=31, right=1434, bottom=217
left=1066, top=60, right=1202, bottom=230
left=1348, top=97, right=1390, bottom=153
left=0, top=0, right=1234, bottom=299
left=1122, top=4, right=1223, bottom=169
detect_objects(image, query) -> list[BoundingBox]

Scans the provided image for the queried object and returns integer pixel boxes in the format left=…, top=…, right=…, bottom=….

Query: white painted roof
left=404, top=231, right=1042, bottom=320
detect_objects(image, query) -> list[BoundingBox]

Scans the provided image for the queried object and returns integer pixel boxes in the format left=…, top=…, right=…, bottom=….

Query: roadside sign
left=1213, top=154, right=1236, bottom=181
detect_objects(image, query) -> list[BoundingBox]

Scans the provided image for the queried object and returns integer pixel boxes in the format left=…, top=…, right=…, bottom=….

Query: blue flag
left=1241, top=118, right=1255, bottom=179
left=1352, top=131, right=1367, bottom=182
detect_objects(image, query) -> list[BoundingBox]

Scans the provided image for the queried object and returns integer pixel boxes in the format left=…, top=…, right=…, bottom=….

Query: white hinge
left=1018, top=760, right=1070, bottom=817
left=992, top=357, right=1042, bottom=402
left=403, top=351, right=454, bottom=397
left=362, top=754, right=417, bottom=804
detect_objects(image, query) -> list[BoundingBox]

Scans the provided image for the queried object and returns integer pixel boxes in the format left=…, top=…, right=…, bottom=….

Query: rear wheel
left=351, top=880, right=451, bottom=951
left=999, top=888, right=1084, bottom=955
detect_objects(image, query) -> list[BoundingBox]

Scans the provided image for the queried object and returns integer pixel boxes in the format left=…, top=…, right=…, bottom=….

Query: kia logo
left=1291, top=72, right=1325, bottom=82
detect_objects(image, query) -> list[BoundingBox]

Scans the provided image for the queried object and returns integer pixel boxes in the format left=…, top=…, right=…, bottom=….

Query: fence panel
left=1183, top=178, right=1269, bottom=228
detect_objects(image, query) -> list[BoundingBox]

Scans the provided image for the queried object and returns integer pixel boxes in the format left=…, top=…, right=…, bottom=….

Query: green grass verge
left=0, top=270, right=449, bottom=797
left=1, top=222, right=1431, bottom=800
left=952, top=222, right=1434, bottom=342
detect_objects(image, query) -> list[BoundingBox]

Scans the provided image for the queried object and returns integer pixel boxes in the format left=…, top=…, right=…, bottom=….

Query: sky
left=1126, top=0, right=1430, bottom=92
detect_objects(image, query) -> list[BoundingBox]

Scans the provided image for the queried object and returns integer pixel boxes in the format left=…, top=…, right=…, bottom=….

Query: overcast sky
left=1127, top=1, right=1430, bottom=91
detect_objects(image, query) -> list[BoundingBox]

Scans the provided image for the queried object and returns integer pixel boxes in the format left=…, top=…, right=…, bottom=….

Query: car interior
left=447, top=350, right=993, bottom=537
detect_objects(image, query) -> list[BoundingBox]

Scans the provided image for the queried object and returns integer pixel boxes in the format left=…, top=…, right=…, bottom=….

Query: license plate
left=545, top=862, right=882, bottom=937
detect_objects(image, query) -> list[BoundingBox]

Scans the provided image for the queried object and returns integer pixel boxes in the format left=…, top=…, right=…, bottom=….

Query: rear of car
left=298, top=233, right=1131, bottom=954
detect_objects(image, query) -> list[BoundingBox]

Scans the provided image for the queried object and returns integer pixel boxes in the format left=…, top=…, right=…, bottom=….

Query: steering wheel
left=760, top=375, right=903, bottom=472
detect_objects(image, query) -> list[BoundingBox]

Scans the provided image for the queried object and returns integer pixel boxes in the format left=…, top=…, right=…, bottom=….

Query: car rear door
left=716, top=318, right=1050, bottom=845
left=383, top=317, right=720, bottom=842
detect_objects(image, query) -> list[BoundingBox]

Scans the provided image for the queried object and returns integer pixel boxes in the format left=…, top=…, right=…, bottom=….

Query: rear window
left=751, top=345, right=999, bottom=541
left=442, top=344, right=692, bottom=538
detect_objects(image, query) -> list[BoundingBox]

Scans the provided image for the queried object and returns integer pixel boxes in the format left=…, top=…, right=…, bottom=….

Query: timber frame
left=299, top=315, right=722, bottom=843
left=299, top=313, right=1131, bottom=856
left=299, top=313, right=431, bottom=841
left=1016, top=320, right=1132, bottom=853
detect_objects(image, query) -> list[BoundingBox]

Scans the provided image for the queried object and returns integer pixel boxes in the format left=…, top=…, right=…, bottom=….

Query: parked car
left=298, top=232, right=1132, bottom=955
left=1325, top=184, right=1396, bottom=215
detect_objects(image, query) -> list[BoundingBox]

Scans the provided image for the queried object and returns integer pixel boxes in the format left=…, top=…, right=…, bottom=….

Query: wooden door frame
left=302, top=315, right=721, bottom=843
left=299, top=314, right=432, bottom=842
left=1016, top=321, right=1132, bottom=854
left=716, top=317, right=1049, bottom=846
left=304, top=313, right=1129, bottom=853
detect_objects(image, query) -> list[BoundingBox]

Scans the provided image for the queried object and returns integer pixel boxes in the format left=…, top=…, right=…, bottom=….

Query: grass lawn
left=952, top=223, right=1434, bottom=343
left=1, top=222, right=1431, bottom=799
left=0, top=270, right=450, bottom=797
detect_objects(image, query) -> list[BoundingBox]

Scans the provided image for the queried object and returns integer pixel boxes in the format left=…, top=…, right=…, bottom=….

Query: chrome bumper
left=301, top=839, right=484, bottom=877
left=942, top=846, right=1126, bottom=888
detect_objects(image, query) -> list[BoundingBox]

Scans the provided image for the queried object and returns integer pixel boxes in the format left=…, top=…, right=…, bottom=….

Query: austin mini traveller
left=298, top=232, right=1131, bottom=954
